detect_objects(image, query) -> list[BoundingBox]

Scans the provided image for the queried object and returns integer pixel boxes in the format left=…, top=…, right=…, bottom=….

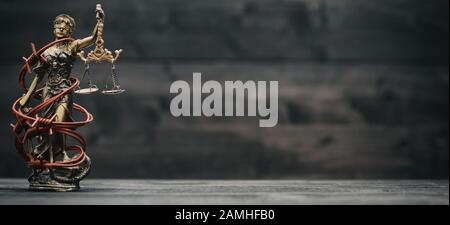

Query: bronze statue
left=11, top=4, right=123, bottom=191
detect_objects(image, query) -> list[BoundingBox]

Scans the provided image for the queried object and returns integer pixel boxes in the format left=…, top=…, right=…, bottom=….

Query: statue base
left=28, top=168, right=82, bottom=192
left=29, top=181, right=80, bottom=192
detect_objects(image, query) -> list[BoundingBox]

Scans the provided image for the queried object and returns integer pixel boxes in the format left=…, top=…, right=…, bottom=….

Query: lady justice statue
left=11, top=4, right=123, bottom=191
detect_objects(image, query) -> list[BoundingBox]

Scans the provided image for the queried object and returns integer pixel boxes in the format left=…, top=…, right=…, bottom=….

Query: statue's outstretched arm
left=70, top=6, right=104, bottom=53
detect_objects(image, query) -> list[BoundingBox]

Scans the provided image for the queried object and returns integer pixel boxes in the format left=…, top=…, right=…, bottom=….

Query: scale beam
left=76, top=4, right=125, bottom=95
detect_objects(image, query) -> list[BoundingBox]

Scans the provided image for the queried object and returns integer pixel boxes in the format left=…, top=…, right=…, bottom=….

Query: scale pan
left=75, top=87, right=99, bottom=94
left=101, top=89, right=125, bottom=95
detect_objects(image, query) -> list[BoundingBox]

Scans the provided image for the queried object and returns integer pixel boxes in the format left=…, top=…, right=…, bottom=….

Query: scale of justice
left=75, top=4, right=124, bottom=95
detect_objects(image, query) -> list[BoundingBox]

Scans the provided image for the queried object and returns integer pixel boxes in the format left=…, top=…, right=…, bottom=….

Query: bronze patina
left=11, top=4, right=123, bottom=191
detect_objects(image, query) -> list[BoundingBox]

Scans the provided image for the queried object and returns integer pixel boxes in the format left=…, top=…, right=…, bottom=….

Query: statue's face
left=53, top=21, right=71, bottom=38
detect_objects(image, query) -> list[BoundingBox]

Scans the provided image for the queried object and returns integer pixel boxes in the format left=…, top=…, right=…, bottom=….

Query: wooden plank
left=0, top=179, right=447, bottom=204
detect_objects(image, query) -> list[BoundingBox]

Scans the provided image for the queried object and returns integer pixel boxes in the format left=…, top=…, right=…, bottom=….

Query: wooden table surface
left=0, top=179, right=448, bottom=205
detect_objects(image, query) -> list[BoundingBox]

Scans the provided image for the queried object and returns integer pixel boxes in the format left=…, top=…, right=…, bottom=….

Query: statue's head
left=53, top=14, right=75, bottom=39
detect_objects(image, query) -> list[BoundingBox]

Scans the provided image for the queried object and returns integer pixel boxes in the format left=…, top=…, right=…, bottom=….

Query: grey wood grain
left=0, top=179, right=447, bottom=205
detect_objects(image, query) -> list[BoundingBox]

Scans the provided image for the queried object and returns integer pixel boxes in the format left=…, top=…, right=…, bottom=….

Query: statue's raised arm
left=69, top=4, right=104, bottom=54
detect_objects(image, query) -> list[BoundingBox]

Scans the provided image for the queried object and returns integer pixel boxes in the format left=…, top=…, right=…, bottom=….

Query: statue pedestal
left=29, top=180, right=79, bottom=192
left=27, top=165, right=90, bottom=192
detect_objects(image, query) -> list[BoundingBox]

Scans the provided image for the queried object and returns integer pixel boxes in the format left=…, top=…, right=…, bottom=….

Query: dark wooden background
left=0, top=0, right=448, bottom=179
